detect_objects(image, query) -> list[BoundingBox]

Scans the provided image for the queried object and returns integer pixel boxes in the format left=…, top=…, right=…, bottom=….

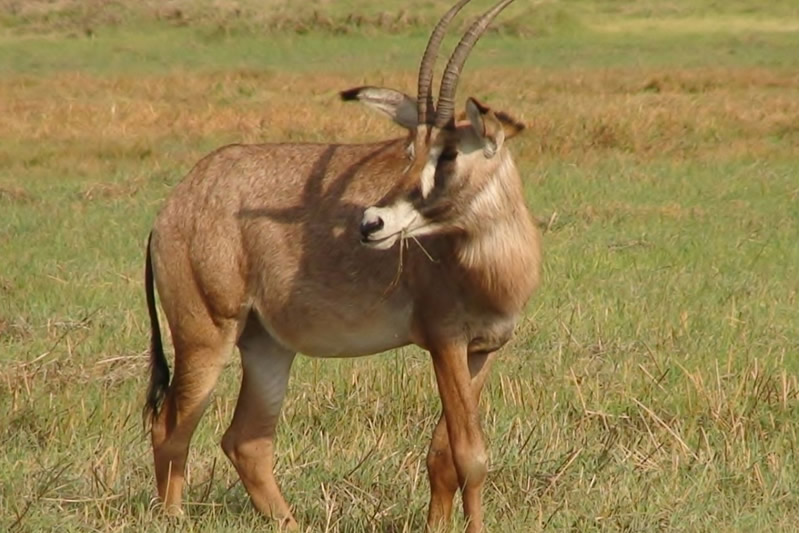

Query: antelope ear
left=465, top=97, right=525, bottom=157
left=340, top=86, right=418, bottom=130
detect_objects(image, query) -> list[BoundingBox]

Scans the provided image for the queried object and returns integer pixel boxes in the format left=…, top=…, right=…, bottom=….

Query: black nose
left=360, top=217, right=384, bottom=240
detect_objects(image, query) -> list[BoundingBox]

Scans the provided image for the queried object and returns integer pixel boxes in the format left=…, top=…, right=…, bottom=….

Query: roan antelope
left=143, top=0, right=540, bottom=530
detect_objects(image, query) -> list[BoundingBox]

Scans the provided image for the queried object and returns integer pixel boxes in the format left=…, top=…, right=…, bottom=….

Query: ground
left=0, top=1, right=797, bottom=531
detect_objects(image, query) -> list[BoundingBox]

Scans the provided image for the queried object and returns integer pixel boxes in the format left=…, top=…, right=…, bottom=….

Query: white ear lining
left=483, top=127, right=504, bottom=158
left=466, top=99, right=504, bottom=159
left=345, top=87, right=417, bottom=129
left=466, top=99, right=485, bottom=137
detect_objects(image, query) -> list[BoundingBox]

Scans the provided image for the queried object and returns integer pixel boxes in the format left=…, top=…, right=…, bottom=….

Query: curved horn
left=434, top=0, right=514, bottom=129
left=417, top=0, right=472, bottom=127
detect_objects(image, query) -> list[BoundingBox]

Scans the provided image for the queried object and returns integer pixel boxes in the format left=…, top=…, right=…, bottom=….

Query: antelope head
left=343, top=0, right=525, bottom=250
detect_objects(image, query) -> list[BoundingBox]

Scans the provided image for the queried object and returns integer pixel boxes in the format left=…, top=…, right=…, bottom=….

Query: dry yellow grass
left=1, top=67, right=796, bottom=179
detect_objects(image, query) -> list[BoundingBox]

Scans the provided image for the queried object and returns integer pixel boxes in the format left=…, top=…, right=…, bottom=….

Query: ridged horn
left=417, top=0, right=472, bottom=126
left=433, top=0, right=514, bottom=129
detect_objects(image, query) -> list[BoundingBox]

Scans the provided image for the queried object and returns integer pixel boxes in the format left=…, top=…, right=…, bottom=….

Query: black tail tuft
left=143, top=231, right=170, bottom=427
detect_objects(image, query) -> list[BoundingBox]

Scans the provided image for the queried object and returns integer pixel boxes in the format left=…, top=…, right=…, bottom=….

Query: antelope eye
left=407, top=186, right=424, bottom=206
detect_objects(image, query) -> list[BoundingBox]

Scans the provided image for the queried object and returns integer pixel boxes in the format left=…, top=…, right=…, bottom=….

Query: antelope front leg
left=427, top=351, right=496, bottom=530
left=426, top=415, right=458, bottom=528
left=429, top=346, right=490, bottom=533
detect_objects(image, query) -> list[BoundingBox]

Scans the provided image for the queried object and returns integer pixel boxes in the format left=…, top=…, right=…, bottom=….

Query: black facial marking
left=439, top=146, right=458, bottom=162
left=433, top=145, right=458, bottom=190
left=420, top=197, right=456, bottom=221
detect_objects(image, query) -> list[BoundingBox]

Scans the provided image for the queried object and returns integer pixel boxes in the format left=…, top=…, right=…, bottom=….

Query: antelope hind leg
left=151, top=323, right=237, bottom=514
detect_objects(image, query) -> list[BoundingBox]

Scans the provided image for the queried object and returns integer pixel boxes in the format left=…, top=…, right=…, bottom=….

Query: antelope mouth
left=361, top=232, right=401, bottom=250
left=361, top=220, right=439, bottom=251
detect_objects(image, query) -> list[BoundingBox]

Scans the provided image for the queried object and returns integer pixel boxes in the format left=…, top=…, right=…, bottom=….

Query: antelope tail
left=143, top=231, right=170, bottom=425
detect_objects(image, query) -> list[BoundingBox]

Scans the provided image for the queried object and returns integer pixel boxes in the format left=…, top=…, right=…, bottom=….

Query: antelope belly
left=266, top=304, right=413, bottom=358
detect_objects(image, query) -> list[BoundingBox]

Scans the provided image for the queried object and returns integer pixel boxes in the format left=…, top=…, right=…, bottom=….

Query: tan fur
left=144, top=4, right=541, bottom=532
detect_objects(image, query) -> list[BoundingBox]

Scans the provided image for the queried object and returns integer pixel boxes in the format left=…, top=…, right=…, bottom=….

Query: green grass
left=0, top=0, right=798, bottom=531
left=0, top=19, right=795, bottom=75
left=0, top=0, right=796, bottom=75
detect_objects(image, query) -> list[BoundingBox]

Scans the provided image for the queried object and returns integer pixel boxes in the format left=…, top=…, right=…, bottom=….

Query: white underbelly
left=268, top=305, right=413, bottom=358
left=303, top=323, right=410, bottom=357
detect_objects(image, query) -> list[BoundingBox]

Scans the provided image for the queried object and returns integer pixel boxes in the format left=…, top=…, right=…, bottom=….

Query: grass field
left=1, top=0, right=798, bottom=531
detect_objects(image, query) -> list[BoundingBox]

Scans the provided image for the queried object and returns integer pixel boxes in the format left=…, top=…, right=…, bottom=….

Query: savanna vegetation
left=1, top=1, right=797, bottom=531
